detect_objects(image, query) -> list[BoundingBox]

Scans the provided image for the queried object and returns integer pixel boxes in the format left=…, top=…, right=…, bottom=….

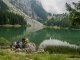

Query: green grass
left=31, top=53, right=67, bottom=60
left=0, top=48, right=80, bottom=60
left=44, top=46, right=80, bottom=55
left=0, top=41, right=80, bottom=60
left=0, top=49, right=26, bottom=60
left=0, top=37, right=10, bottom=46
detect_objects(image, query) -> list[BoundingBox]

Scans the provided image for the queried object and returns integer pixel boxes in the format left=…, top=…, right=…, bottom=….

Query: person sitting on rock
left=25, top=37, right=30, bottom=43
left=22, top=38, right=26, bottom=48
left=16, top=40, right=20, bottom=48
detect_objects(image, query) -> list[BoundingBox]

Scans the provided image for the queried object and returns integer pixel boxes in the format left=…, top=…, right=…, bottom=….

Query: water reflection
left=39, top=38, right=80, bottom=49
left=0, top=26, right=43, bottom=42
left=0, top=26, right=80, bottom=46
left=0, top=26, right=26, bottom=41
left=28, top=28, right=80, bottom=45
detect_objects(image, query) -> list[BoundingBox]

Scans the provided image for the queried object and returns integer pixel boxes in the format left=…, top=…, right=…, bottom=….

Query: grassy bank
left=0, top=46, right=80, bottom=60
left=0, top=49, right=80, bottom=60
left=45, top=26, right=69, bottom=30
left=0, top=37, right=80, bottom=60
left=0, top=24, right=22, bottom=27
left=44, top=46, right=80, bottom=55
left=45, top=26, right=80, bottom=30
left=0, top=49, right=26, bottom=60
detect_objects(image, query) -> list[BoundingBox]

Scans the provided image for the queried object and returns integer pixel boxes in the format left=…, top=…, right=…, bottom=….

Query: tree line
left=44, top=13, right=70, bottom=27
left=0, top=9, right=27, bottom=25
left=0, top=0, right=80, bottom=28
left=0, top=0, right=26, bottom=25
left=43, top=1, right=80, bottom=28
left=0, top=0, right=8, bottom=10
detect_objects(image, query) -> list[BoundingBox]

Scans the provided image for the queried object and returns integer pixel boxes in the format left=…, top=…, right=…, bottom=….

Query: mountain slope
left=2, top=0, right=44, bottom=27
left=9, top=0, right=47, bottom=20
left=0, top=0, right=8, bottom=10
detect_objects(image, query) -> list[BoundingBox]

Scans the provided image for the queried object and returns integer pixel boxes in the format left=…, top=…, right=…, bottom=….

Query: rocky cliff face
left=10, top=0, right=32, bottom=16
left=2, top=0, right=44, bottom=27
left=9, top=0, right=47, bottom=20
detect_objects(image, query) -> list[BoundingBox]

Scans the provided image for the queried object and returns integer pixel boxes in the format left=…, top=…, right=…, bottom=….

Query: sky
left=39, top=0, right=80, bottom=14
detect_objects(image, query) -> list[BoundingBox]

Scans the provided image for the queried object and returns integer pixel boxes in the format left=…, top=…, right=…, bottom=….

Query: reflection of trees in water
left=27, top=28, right=49, bottom=45
left=28, top=28, right=80, bottom=45
left=0, top=26, right=26, bottom=41
left=0, top=26, right=43, bottom=42
left=1, top=26, right=80, bottom=45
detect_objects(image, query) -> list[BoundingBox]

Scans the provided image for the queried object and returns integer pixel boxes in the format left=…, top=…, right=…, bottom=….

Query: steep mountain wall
left=9, top=0, right=47, bottom=20
left=2, top=0, right=44, bottom=28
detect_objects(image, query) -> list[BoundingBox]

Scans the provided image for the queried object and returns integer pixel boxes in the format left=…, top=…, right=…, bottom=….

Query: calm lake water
left=0, top=26, right=80, bottom=47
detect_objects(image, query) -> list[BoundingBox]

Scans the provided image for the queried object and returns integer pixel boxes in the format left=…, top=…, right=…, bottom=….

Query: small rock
left=26, top=58, right=32, bottom=60
left=37, top=48, right=44, bottom=52
left=15, top=48, right=21, bottom=52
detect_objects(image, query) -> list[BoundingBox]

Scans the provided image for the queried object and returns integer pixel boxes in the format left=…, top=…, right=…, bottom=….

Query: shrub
left=0, top=37, right=10, bottom=45
left=44, top=46, right=80, bottom=54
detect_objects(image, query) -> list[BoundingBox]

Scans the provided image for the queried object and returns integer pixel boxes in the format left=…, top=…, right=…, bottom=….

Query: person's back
left=22, top=38, right=26, bottom=48
left=22, top=38, right=25, bottom=43
left=16, top=40, right=20, bottom=48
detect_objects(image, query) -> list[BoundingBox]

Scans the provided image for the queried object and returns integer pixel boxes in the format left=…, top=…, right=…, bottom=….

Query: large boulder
left=11, top=42, right=36, bottom=52
left=25, top=42, right=36, bottom=52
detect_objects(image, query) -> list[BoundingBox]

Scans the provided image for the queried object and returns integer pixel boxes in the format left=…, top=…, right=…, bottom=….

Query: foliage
left=66, top=2, right=80, bottom=25
left=45, top=13, right=70, bottom=27
left=47, top=13, right=52, bottom=16
left=0, top=0, right=27, bottom=25
left=0, top=37, right=10, bottom=45
left=0, top=49, right=80, bottom=60
left=0, top=9, right=27, bottom=25
left=0, top=50, right=26, bottom=60
left=31, top=0, right=47, bottom=21
left=0, top=0, right=8, bottom=10
left=44, top=46, right=80, bottom=54
left=25, top=52, right=67, bottom=60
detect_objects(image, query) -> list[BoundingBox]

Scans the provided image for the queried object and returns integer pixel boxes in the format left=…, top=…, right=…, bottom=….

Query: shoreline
left=0, top=25, right=80, bottom=30
left=0, top=25, right=26, bottom=27
left=45, top=26, right=80, bottom=30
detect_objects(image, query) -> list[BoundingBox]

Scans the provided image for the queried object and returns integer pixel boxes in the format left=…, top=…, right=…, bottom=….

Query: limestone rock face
left=3, top=0, right=44, bottom=27
left=9, top=0, right=44, bottom=20
left=10, top=0, right=32, bottom=16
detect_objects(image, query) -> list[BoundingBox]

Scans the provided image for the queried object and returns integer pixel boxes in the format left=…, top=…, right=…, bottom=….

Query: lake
left=0, top=26, right=80, bottom=47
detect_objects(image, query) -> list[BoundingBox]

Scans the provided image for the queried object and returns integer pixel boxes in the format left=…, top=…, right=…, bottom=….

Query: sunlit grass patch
left=0, top=49, right=26, bottom=60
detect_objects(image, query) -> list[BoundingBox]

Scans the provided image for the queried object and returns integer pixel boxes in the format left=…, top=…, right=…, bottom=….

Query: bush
left=0, top=37, right=10, bottom=45
left=44, top=46, right=80, bottom=54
